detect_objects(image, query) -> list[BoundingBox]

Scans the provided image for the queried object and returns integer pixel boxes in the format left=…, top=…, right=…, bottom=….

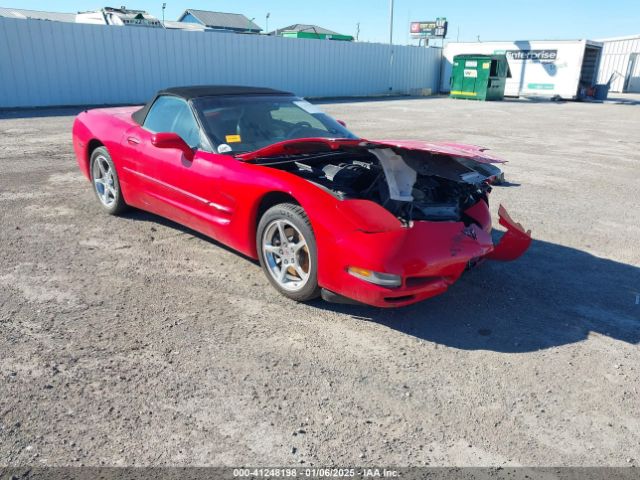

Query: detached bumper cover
left=486, top=205, right=532, bottom=262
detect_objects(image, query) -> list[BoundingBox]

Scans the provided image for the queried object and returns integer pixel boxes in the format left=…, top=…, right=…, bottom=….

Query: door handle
left=127, top=136, right=141, bottom=145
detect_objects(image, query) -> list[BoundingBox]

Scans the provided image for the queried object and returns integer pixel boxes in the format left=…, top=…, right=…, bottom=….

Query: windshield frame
left=191, top=94, right=358, bottom=155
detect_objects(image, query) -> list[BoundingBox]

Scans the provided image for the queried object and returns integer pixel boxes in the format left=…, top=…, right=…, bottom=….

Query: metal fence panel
left=0, top=17, right=442, bottom=107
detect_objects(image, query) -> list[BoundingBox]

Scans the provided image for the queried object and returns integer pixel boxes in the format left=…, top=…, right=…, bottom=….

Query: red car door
left=118, top=125, right=149, bottom=207
left=131, top=95, right=234, bottom=238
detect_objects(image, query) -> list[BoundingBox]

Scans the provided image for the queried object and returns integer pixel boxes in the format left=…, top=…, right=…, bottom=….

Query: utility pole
left=388, top=0, right=394, bottom=92
left=388, top=0, right=394, bottom=45
left=161, top=2, right=166, bottom=27
left=356, top=22, right=360, bottom=41
left=266, top=12, right=270, bottom=33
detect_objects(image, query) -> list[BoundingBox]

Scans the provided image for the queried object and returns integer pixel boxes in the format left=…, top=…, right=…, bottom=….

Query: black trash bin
left=593, top=84, right=610, bottom=100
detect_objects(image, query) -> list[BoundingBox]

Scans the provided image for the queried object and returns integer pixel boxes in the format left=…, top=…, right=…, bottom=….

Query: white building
left=76, top=6, right=162, bottom=28
left=596, top=34, right=640, bottom=93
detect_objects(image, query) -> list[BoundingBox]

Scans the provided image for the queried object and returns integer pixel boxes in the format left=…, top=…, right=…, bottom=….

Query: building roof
left=162, top=20, right=208, bottom=31
left=595, top=33, right=640, bottom=42
left=102, top=6, right=156, bottom=20
left=269, top=24, right=342, bottom=36
left=178, top=9, right=262, bottom=32
left=132, top=86, right=292, bottom=125
left=0, top=6, right=76, bottom=22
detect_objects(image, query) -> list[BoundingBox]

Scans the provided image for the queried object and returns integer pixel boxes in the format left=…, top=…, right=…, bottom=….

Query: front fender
left=337, top=199, right=403, bottom=233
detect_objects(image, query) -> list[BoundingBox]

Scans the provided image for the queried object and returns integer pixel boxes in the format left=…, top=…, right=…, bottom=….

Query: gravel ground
left=1, top=95, right=639, bottom=467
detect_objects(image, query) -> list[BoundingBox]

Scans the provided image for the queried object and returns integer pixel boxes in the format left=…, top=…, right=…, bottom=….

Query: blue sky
left=13, top=0, right=640, bottom=44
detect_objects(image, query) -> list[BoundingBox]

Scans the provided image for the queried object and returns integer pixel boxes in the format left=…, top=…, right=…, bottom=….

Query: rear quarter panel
left=72, top=107, right=140, bottom=185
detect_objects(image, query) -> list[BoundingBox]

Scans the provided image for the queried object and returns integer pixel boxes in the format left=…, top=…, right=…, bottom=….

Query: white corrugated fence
left=0, top=17, right=442, bottom=108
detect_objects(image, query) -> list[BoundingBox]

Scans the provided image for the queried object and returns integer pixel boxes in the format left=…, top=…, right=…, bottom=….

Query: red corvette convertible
left=72, top=86, right=531, bottom=307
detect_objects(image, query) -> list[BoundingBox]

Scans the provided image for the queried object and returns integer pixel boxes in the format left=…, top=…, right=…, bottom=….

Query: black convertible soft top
left=131, top=85, right=292, bottom=125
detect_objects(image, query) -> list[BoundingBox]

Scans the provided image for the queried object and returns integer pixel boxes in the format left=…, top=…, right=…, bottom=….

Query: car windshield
left=192, top=95, right=358, bottom=154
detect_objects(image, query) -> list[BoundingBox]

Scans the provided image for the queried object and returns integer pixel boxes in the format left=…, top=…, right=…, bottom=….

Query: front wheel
left=257, top=203, right=320, bottom=302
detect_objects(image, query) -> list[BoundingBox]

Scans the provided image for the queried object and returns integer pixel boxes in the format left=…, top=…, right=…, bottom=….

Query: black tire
left=257, top=203, right=321, bottom=302
left=90, top=146, right=128, bottom=215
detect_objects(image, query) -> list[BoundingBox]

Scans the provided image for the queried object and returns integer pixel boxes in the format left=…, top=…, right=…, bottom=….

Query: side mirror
left=337, top=120, right=347, bottom=127
left=151, top=132, right=194, bottom=161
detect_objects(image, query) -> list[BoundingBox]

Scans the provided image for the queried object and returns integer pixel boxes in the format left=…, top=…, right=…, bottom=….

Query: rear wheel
left=90, top=146, right=127, bottom=215
left=257, top=203, right=320, bottom=302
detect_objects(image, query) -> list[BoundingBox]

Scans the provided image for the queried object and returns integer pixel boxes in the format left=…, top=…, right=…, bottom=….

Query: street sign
left=410, top=18, right=447, bottom=38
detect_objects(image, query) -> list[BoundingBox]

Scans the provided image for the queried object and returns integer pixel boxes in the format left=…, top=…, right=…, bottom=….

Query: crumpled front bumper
left=321, top=203, right=532, bottom=307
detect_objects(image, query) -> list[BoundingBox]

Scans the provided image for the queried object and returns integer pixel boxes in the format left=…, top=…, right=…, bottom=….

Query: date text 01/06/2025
left=232, top=468, right=400, bottom=477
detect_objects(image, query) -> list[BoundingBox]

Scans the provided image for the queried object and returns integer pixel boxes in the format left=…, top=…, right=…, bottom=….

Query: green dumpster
left=450, top=54, right=509, bottom=101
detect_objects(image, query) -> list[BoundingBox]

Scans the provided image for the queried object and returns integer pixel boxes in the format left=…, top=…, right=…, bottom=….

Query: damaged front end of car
left=241, top=138, right=531, bottom=306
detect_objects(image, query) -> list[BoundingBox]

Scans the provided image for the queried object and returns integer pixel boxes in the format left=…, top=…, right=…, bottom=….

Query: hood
left=236, top=137, right=506, bottom=164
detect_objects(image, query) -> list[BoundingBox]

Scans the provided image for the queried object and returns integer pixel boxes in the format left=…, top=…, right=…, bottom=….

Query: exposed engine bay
left=259, top=147, right=502, bottom=225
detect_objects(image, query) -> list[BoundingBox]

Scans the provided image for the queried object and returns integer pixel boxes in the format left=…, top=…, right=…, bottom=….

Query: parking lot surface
left=1, top=95, right=639, bottom=466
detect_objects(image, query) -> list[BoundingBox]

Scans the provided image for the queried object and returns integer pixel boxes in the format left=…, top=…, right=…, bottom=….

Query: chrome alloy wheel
left=92, top=155, right=117, bottom=208
left=262, top=219, right=311, bottom=292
